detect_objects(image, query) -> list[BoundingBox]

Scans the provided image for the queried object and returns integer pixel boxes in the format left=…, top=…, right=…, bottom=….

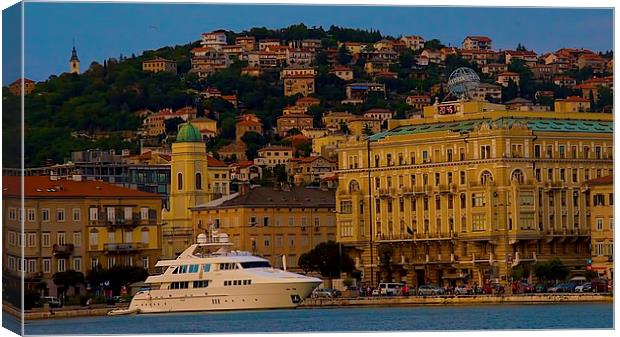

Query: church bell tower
left=69, top=40, right=80, bottom=74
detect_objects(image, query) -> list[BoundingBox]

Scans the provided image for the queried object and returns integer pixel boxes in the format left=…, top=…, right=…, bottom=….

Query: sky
left=2, top=2, right=614, bottom=85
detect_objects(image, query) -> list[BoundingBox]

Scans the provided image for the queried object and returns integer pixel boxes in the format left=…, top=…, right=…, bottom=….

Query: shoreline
left=6, top=293, right=613, bottom=321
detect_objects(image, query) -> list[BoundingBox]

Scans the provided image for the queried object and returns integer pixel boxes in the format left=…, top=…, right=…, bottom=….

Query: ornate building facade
left=335, top=100, right=613, bottom=287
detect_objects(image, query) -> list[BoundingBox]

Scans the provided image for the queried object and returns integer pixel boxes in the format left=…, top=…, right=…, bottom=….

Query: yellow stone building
left=190, top=186, right=337, bottom=270
left=2, top=176, right=163, bottom=297
left=587, top=175, right=613, bottom=280
left=142, top=57, right=178, bottom=74
left=335, top=100, right=613, bottom=287
left=162, top=123, right=212, bottom=258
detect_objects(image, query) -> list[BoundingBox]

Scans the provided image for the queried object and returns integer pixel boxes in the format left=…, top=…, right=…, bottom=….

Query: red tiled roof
left=3, top=176, right=160, bottom=198
left=465, top=36, right=492, bottom=42
left=560, top=96, right=589, bottom=103
left=237, top=119, right=262, bottom=127
left=10, top=78, right=35, bottom=86
left=207, top=155, right=227, bottom=167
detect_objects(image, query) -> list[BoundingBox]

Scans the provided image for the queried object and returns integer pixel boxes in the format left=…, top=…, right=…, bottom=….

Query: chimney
left=239, top=182, right=250, bottom=195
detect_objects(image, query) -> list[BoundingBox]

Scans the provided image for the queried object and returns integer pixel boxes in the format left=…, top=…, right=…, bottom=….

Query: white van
left=378, top=282, right=402, bottom=296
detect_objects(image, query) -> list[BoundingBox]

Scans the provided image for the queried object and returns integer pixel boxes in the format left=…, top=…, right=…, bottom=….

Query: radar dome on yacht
left=196, top=233, right=208, bottom=244
left=217, top=233, right=229, bottom=243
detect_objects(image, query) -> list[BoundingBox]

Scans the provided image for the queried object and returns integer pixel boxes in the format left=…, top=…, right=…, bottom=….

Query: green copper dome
left=176, top=122, right=203, bottom=142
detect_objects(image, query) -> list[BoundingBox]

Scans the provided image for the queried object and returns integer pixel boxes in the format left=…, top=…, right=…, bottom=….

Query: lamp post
left=366, top=137, right=375, bottom=287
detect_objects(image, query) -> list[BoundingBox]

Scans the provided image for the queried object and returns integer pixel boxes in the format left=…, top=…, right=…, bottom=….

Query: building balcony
left=24, top=272, right=44, bottom=280
left=52, top=244, right=74, bottom=256
left=162, top=228, right=194, bottom=238
left=103, top=242, right=146, bottom=254
left=376, top=231, right=457, bottom=243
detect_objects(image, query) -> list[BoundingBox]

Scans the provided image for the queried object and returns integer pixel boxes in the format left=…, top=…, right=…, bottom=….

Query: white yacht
left=110, top=232, right=322, bottom=314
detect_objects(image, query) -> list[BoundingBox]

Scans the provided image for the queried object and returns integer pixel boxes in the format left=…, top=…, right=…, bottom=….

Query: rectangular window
left=28, top=259, right=36, bottom=273
left=301, top=217, right=307, bottom=227
left=124, top=231, right=133, bottom=243
left=90, top=232, right=99, bottom=246
left=57, top=232, right=66, bottom=245
left=89, top=207, right=98, bottom=221
left=314, top=217, right=320, bottom=227
left=73, top=257, right=82, bottom=272
left=596, top=218, right=604, bottom=231
left=595, top=242, right=604, bottom=256
left=42, top=233, right=50, bottom=247
left=58, top=258, right=66, bottom=272
left=142, top=231, right=149, bottom=244
left=27, top=208, right=36, bottom=222
left=72, top=208, right=81, bottom=221
left=472, top=214, right=486, bottom=231
left=472, top=193, right=485, bottom=207
left=42, top=209, right=50, bottom=222
left=460, top=171, right=466, bottom=185
left=142, top=257, right=150, bottom=269
left=57, top=208, right=65, bottom=222
left=140, top=207, right=149, bottom=220
left=288, top=217, right=295, bottom=226
left=340, top=221, right=353, bottom=237
left=27, top=233, right=37, bottom=247
left=8, top=207, right=17, bottom=220
left=42, top=259, right=51, bottom=274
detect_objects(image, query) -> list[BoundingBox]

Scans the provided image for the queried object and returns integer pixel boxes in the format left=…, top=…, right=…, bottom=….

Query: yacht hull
left=128, top=281, right=319, bottom=314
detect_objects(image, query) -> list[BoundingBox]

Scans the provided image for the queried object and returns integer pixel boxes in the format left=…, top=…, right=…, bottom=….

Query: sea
left=7, top=303, right=614, bottom=335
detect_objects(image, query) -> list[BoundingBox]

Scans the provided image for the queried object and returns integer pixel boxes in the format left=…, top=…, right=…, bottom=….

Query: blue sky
left=3, top=3, right=614, bottom=84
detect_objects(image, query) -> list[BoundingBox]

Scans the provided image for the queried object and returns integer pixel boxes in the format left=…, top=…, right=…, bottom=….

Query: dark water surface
left=21, top=303, right=613, bottom=335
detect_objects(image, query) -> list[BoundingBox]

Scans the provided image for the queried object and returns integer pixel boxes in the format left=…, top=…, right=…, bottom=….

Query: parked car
left=548, top=282, right=576, bottom=293
left=377, top=282, right=403, bottom=296
left=312, top=288, right=339, bottom=298
left=482, top=282, right=505, bottom=295
left=417, top=285, right=445, bottom=296
left=517, top=282, right=534, bottom=293
left=575, top=282, right=592, bottom=293
left=534, top=283, right=548, bottom=293
left=40, top=296, right=62, bottom=308
left=590, top=279, right=609, bottom=293
left=454, top=285, right=472, bottom=295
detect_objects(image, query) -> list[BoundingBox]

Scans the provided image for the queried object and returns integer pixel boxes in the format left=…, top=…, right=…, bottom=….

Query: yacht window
left=189, top=264, right=199, bottom=273
left=170, top=281, right=189, bottom=289
left=203, top=264, right=211, bottom=272
left=179, top=265, right=188, bottom=273
left=193, top=280, right=209, bottom=288
left=240, top=261, right=271, bottom=268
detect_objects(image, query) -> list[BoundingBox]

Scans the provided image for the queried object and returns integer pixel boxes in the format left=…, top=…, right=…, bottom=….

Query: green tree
left=241, top=131, right=266, bottom=160
left=52, top=270, right=85, bottom=300
left=298, top=241, right=354, bottom=278
left=273, top=164, right=289, bottom=183
left=378, top=243, right=394, bottom=282
left=164, top=117, right=185, bottom=135
left=337, top=45, right=352, bottom=65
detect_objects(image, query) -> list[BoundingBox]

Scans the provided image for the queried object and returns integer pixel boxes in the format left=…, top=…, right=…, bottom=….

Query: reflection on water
left=23, top=303, right=613, bottom=335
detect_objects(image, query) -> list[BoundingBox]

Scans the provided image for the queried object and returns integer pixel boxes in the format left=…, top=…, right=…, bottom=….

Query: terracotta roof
left=10, top=78, right=35, bottom=86
left=144, top=57, right=174, bottom=63
left=505, top=50, right=537, bottom=56
left=559, top=96, right=589, bottom=103
left=219, top=141, right=247, bottom=153
left=289, top=156, right=335, bottom=164
left=236, top=119, right=262, bottom=127
left=207, top=155, right=227, bottom=167
left=231, top=160, right=256, bottom=169
left=3, top=176, right=160, bottom=198
left=259, top=146, right=294, bottom=153
left=585, top=175, right=612, bottom=186
left=193, top=186, right=334, bottom=209
left=365, top=108, right=393, bottom=114
left=465, top=36, right=492, bottom=42
left=322, top=174, right=339, bottom=181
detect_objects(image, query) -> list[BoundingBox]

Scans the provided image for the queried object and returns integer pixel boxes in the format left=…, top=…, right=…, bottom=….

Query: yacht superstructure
left=114, top=232, right=322, bottom=314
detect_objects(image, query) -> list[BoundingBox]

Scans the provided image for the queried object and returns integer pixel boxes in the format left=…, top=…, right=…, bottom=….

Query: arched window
left=349, top=180, right=360, bottom=193
left=511, top=169, right=524, bottom=184
left=480, top=171, right=494, bottom=185
left=177, top=173, right=183, bottom=190
left=196, top=173, right=202, bottom=190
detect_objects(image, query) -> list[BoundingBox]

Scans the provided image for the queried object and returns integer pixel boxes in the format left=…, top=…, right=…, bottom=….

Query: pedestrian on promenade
left=86, top=298, right=92, bottom=309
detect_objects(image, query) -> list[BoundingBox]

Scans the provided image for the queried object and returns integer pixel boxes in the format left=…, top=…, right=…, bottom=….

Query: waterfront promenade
left=6, top=293, right=613, bottom=320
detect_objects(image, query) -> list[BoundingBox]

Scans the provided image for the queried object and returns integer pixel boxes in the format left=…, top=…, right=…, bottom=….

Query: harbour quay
left=300, top=293, right=613, bottom=307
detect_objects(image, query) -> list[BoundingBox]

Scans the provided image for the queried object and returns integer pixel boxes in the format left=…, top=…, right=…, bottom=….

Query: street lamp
left=366, top=137, right=375, bottom=287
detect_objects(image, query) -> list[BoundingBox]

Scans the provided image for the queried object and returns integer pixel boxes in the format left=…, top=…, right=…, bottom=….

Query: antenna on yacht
left=282, top=255, right=287, bottom=271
